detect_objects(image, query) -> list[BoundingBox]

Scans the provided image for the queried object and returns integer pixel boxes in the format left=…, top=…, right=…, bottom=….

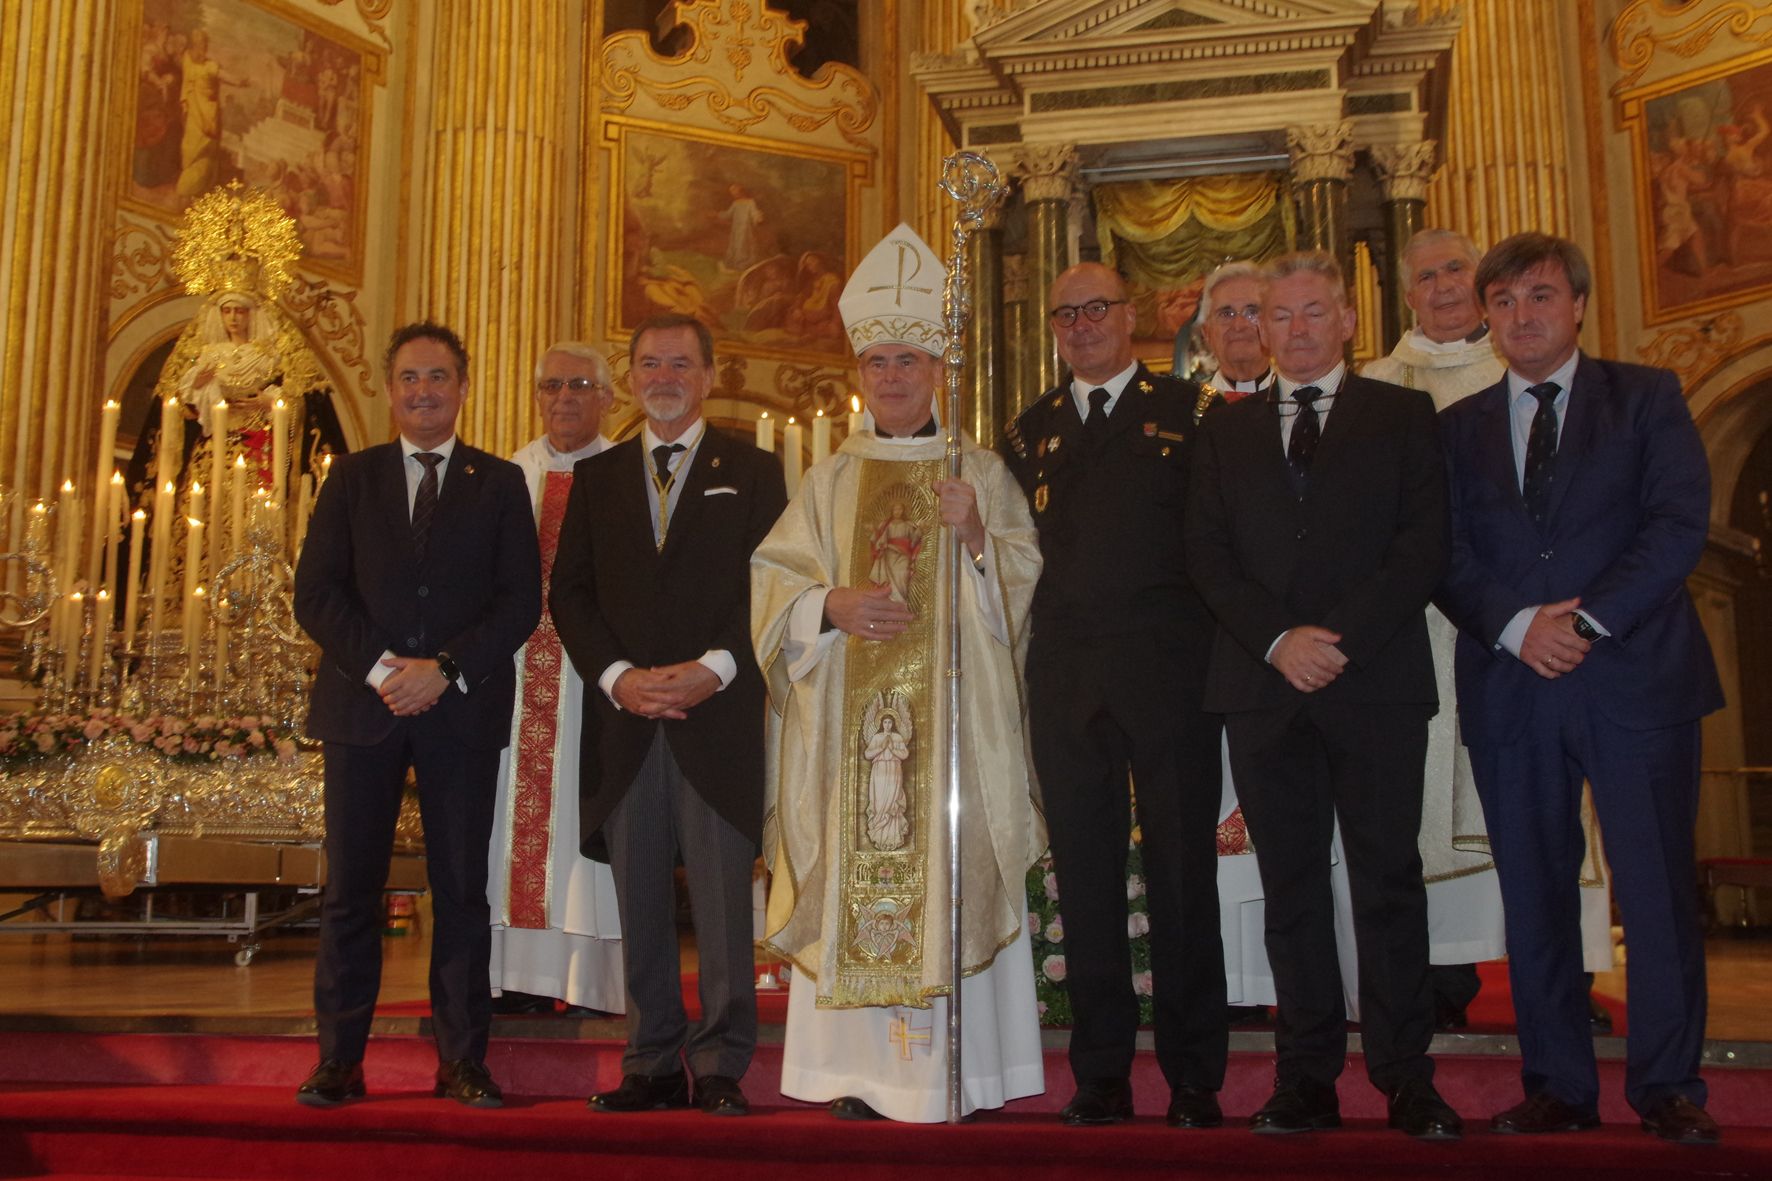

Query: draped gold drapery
left=1094, top=173, right=1296, bottom=291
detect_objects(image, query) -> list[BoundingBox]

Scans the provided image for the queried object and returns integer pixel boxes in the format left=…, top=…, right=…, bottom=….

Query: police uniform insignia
left=711, top=456, right=721, bottom=469
left=1143, top=422, right=1157, bottom=437
left=1048, top=435, right=1060, bottom=454
left=1138, top=380, right=1153, bottom=394
left=1036, top=437, right=1047, bottom=458
left=1004, top=418, right=1027, bottom=459
left=1052, top=394, right=1064, bottom=408
left=1034, top=485, right=1049, bottom=513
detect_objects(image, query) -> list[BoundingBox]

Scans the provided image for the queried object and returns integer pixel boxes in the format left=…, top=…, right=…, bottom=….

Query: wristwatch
left=435, top=651, right=462, bottom=686
left=1571, top=614, right=1601, bottom=643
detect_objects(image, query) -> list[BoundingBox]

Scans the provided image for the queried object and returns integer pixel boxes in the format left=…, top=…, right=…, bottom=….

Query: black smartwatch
left=1571, top=615, right=1601, bottom=643
left=435, top=651, right=462, bottom=686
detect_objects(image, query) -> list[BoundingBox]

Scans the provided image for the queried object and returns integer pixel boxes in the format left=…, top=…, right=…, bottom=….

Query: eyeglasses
left=536, top=377, right=609, bottom=397
left=1049, top=299, right=1126, bottom=328
left=1209, top=305, right=1261, bottom=325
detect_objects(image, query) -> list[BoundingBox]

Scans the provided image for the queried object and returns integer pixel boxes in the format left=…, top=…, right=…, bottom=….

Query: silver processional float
left=937, top=150, right=1005, bottom=1125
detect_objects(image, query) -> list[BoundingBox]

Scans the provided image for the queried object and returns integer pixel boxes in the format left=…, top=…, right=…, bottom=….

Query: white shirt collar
left=1070, top=359, right=1140, bottom=419
left=642, top=417, right=705, bottom=458
left=542, top=434, right=609, bottom=465
left=401, top=434, right=458, bottom=462
left=1276, top=361, right=1346, bottom=400
left=1209, top=367, right=1270, bottom=393
left=1506, top=350, right=1580, bottom=406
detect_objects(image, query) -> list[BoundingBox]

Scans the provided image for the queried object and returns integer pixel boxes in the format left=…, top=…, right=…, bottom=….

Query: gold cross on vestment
left=867, top=240, right=935, bottom=307
left=888, top=1008, right=933, bottom=1060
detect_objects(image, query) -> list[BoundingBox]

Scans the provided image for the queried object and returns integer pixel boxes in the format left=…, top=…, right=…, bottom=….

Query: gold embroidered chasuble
left=752, top=430, right=1044, bottom=1009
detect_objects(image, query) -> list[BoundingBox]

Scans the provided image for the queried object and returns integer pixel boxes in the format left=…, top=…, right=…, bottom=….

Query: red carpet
left=377, top=975, right=793, bottom=1023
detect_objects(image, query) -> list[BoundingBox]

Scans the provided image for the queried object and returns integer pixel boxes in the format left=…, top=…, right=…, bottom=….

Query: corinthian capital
left=1011, top=143, right=1080, bottom=203
left=1287, top=120, right=1355, bottom=184
left=1370, top=141, right=1440, bottom=203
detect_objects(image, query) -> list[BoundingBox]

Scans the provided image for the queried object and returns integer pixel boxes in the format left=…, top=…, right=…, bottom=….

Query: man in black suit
left=1185, top=251, right=1460, bottom=1140
left=293, top=321, right=542, bottom=1108
left=1000, top=262, right=1228, bottom=1129
left=551, top=313, right=786, bottom=1117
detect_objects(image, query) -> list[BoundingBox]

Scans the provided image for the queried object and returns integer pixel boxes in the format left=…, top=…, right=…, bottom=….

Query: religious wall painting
left=1624, top=47, right=1772, bottom=324
left=604, top=118, right=865, bottom=365
left=121, top=0, right=384, bottom=284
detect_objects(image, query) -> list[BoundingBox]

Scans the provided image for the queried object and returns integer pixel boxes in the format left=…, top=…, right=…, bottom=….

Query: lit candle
left=209, top=400, right=228, bottom=566
left=102, top=473, right=123, bottom=610
left=52, top=480, right=77, bottom=649
left=231, top=453, right=247, bottom=554
left=293, top=473, right=313, bottom=561
left=811, top=409, right=830, bottom=465
left=123, top=509, right=146, bottom=651
left=755, top=411, right=774, bottom=453
left=187, top=482, right=206, bottom=589
left=149, top=480, right=174, bottom=638
left=181, top=517, right=204, bottom=647
left=190, top=585, right=206, bottom=678
left=848, top=394, right=863, bottom=439
left=88, top=589, right=108, bottom=691
left=271, top=397, right=290, bottom=509
left=156, top=396, right=182, bottom=491
left=782, top=416, right=803, bottom=499
left=87, top=399, right=120, bottom=591
left=318, top=452, right=333, bottom=490
left=65, top=590, right=83, bottom=673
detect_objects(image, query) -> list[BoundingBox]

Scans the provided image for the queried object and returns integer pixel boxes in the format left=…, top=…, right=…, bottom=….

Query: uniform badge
left=1047, top=435, right=1061, bottom=454
left=1143, top=422, right=1157, bottom=437
left=1034, top=485, right=1049, bottom=513
left=464, top=464, right=475, bottom=475
left=1161, top=446, right=1172, bottom=457
left=1036, top=438, right=1047, bottom=458
left=1052, top=394, right=1064, bottom=408
left=711, top=456, right=722, bottom=469
left=1138, top=380, right=1153, bottom=394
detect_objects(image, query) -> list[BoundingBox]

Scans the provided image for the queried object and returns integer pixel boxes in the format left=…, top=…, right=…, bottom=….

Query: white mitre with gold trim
left=839, top=223, right=946, bottom=359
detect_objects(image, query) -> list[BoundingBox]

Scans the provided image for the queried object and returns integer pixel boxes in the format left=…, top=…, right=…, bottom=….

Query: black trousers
left=1225, top=697, right=1435, bottom=1094
left=1028, top=632, right=1228, bottom=1090
left=314, top=714, right=500, bottom=1064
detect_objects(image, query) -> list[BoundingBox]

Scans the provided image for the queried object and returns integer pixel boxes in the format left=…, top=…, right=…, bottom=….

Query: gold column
left=1420, top=0, right=1571, bottom=247
left=1013, top=144, right=1078, bottom=403
left=1001, top=255, right=1029, bottom=422
left=1370, top=142, right=1440, bottom=352
left=1287, top=121, right=1354, bottom=275
left=412, top=0, right=570, bottom=458
left=964, top=206, right=1005, bottom=447
left=0, top=2, right=118, bottom=546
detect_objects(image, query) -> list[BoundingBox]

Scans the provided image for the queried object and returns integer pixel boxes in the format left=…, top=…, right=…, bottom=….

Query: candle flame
left=235, top=455, right=247, bottom=467
left=274, top=398, right=286, bottom=410
left=96, top=589, right=109, bottom=601
left=191, top=481, right=203, bottom=494
left=187, top=517, right=203, bottom=528
left=131, top=509, right=146, bottom=521
left=61, top=479, right=74, bottom=493
left=815, top=409, right=824, bottom=418
left=787, top=416, right=797, bottom=425
left=104, top=399, right=119, bottom=410
left=31, top=502, right=45, bottom=513
left=851, top=394, right=862, bottom=413
left=162, top=481, right=176, bottom=494
left=110, top=471, right=123, bottom=485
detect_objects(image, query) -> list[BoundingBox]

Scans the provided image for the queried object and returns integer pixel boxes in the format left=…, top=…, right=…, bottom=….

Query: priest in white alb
left=487, top=342, right=625, bottom=1015
left=751, top=225, right=1046, bottom=1122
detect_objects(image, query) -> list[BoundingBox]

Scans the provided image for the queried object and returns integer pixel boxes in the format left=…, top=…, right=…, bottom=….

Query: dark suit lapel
left=1242, top=384, right=1297, bottom=504
left=1103, top=366, right=1157, bottom=444
left=1307, top=373, right=1367, bottom=481
left=1473, top=377, right=1529, bottom=523
left=427, top=443, right=482, bottom=564
left=1546, top=352, right=1602, bottom=525
left=379, top=446, right=415, bottom=562
left=612, top=438, right=659, bottom=558
left=659, top=426, right=723, bottom=561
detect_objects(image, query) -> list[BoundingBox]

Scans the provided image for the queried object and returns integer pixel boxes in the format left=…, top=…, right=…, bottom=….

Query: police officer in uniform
left=1000, top=262, right=1227, bottom=1129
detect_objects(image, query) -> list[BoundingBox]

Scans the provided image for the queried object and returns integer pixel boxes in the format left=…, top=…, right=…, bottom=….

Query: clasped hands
left=613, top=662, right=721, bottom=720
left=378, top=656, right=448, bottom=717
left=1271, top=626, right=1347, bottom=694
left=825, top=478, right=984, bottom=643
left=1519, top=597, right=1591, bottom=680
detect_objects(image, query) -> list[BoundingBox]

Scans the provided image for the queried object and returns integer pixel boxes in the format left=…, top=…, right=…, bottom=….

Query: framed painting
left=1623, top=46, right=1772, bottom=325
left=603, top=116, right=868, bottom=365
left=120, top=0, right=383, bottom=284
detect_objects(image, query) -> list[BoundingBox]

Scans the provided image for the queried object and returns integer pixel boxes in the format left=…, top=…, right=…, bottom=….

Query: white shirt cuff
left=1499, top=607, right=1536, bottom=658
left=599, top=660, right=636, bottom=709
left=1264, top=632, right=1285, bottom=663
left=699, top=649, right=736, bottom=690
left=365, top=649, right=397, bottom=690
left=1575, top=608, right=1609, bottom=637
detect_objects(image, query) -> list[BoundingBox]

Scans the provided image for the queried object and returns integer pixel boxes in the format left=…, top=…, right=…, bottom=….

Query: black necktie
left=411, top=451, right=442, bottom=562
left=1085, top=387, right=1111, bottom=445
left=1287, top=386, right=1324, bottom=476
left=1522, top=381, right=1560, bottom=524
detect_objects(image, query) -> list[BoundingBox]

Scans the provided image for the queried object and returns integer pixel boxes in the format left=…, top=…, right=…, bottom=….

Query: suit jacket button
left=406, top=636, right=419, bottom=649
left=1540, top=549, right=1552, bottom=560
left=417, top=585, right=429, bottom=597
left=1296, top=527, right=1307, bottom=539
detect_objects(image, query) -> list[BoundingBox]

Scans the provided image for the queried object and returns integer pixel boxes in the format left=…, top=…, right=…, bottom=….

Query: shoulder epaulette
left=1194, top=383, right=1223, bottom=423
left=1003, top=415, right=1027, bottom=459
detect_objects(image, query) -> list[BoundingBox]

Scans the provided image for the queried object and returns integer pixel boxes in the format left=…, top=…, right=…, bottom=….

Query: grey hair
left=1400, top=228, right=1480, bottom=275
left=1261, top=249, right=1346, bottom=290
left=534, top=341, right=613, bottom=385
left=1199, top=260, right=1265, bottom=318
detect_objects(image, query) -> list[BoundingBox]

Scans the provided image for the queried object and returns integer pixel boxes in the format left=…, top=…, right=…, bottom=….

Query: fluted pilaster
left=1371, top=141, right=1440, bottom=350
left=1012, top=143, right=1077, bottom=402
left=0, top=2, right=118, bottom=546
left=1288, top=121, right=1354, bottom=276
left=964, top=206, right=1006, bottom=447
left=411, top=0, right=571, bottom=458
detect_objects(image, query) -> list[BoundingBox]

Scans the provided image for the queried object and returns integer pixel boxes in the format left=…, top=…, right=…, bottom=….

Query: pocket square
left=704, top=486, right=739, bottom=496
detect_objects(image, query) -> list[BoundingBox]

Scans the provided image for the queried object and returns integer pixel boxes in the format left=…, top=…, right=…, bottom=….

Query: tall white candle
left=755, top=411, right=774, bottom=453
left=271, top=398, right=290, bottom=509
left=187, top=482, right=206, bottom=589
left=811, top=410, right=830, bottom=464
left=102, top=473, right=123, bottom=616
left=209, top=400, right=228, bottom=567
left=123, top=509, right=146, bottom=652
left=87, top=399, right=120, bottom=591
left=52, top=481, right=76, bottom=650
left=65, top=590, right=83, bottom=674
left=190, top=585, right=206, bottom=679
left=231, top=453, right=247, bottom=553
left=782, top=417, right=803, bottom=500
left=848, top=394, right=863, bottom=439
left=293, top=473, right=313, bottom=561
left=181, top=517, right=204, bottom=647
left=149, top=481, right=174, bottom=638
left=88, top=589, right=108, bottom=691
left=156, top=396, right=182, bottom=491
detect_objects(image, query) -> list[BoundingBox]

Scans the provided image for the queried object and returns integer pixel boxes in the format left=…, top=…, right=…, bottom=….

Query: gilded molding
left=1288, top=120, right=1355, bottom=184
left=1010, top=143, right=1080, bottom=203
left=1611, top=0, right=1772, bottom=94
left=317, top=0, right=395, bottom=48
left=110, top=220, right=174, bottom=304
left=282, top=277, right=374, bottom=403
left=1370, top=141, right=1440, bottom=203
left=1638, top=313, right=1750, bottom=390
left=774, top=362, right=854, bottom=418
left=600, top=1, right=878, bottom=148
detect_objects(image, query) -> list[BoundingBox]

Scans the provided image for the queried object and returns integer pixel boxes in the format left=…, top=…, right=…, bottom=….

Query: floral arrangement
left=0, top=709, right=299, bottom=765
left=1025, top=829, right=1154, bottom=1028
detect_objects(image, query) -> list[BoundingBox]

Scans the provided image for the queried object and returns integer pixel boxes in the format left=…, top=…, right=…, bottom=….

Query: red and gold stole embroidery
left=506, top=470, right=572, bottom=929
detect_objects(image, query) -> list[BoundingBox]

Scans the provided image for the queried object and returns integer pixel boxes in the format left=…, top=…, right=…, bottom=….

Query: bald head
left=1049, top=263, right=1137, bottom=384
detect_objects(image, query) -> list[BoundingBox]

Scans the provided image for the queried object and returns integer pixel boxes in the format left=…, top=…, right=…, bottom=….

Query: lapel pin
left=1143, top=423, right=1157, bottom=437
left=464, top=464, right=475, bottom=475
left=1138, top=380, right=1153, bottom=394
left=1048, top=436, right=1061, bottom=453
left=1052, top=394, right=1064, bottom=408
left=711, top=456, right=722, bottom=469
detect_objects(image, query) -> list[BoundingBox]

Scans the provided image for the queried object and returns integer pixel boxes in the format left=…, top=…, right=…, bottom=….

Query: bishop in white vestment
left=751, top=226, right=1046, bottom=1122
left=488, top=343, right=625, bottom=1013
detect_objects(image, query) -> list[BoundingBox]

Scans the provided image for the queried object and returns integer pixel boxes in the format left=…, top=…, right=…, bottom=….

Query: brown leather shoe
left=1490, top=1093, right=1600, bottom=1134
left=296, top=1059, right=364, bottom=1108
left=434, top=1059, right=503, bottom=1108
left=589, top=1070, right=690, bottom=1112
left=1060, top=1078, right=1134, bottom=1126
left=694, top=1074, right=749, bottom=1116
left=1639, top=1095, right=1720, bottom=1145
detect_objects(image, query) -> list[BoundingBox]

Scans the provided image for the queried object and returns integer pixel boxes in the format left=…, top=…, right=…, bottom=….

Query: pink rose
left=1044, top=918, right=1064, bottom=944
left=248, top=730, right=266, bottom=748
left=1126, top=874, right=1146, bottom=901
left=82, top=719, right=108, bottom=740
left=1042, top=871, right=1060, bottom=902
left=1132, top=970, right=1153, bottom=997
left=1128, top=911, right=1150, bottom=938
left=274, top=738, right=297, bottom=762
left=1026, top=912, right=1040, bottom=937
left=33, top=731, right=54, bottom=752
left=1041, top=954, right=1067, bottom=983
left=131, top=723, right=155, bottom=742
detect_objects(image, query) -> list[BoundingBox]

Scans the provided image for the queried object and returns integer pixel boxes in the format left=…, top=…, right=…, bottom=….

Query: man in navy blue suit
left=1438, top=234, right=1723, bottom=1145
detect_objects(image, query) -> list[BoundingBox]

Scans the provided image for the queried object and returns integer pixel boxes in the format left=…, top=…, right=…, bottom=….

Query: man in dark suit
left=293, top=321, right=542, bottom=1108
left=1438, top=233, right=1723, bottom=1145
left=1000, top=262, right=1228, bottom=1130
left=1185, top=251, right=1460, bottom=1140
left=551, top=313, right=786, bottom=1117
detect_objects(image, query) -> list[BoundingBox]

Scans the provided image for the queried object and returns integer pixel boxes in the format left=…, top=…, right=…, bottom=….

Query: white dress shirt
left=367, top=435, right=468, bottom=694
left=1068, top=359, right=1140, bottom=422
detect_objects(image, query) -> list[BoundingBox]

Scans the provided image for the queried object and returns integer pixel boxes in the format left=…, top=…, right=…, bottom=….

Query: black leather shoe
left=694, top=1074, right=749, bottom=1116
left=435, top=1059, right=503, bottom=1108
left=1250, top=1078, right=1340, bottom=1134
left=589, top=1071, right=690, bottom=1112
left=296, top=1059, right=364, bottom=1107
left=491, top=990, right=553, bottom=1015
left=830, top=1095, right=885, bottom=1121
left=1434, top=995, right=1470, bottom=1031
left=1060, top=1078, right=1134, bottom=1126
left=1387, top=1078, right=1462, bottom=1141
left=1166, top=1085, right=1223, bottom=1128
left=1490, top=1093, right=1600, bottom=1134
left=1639, top=1095, right=1720, bottom=1145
